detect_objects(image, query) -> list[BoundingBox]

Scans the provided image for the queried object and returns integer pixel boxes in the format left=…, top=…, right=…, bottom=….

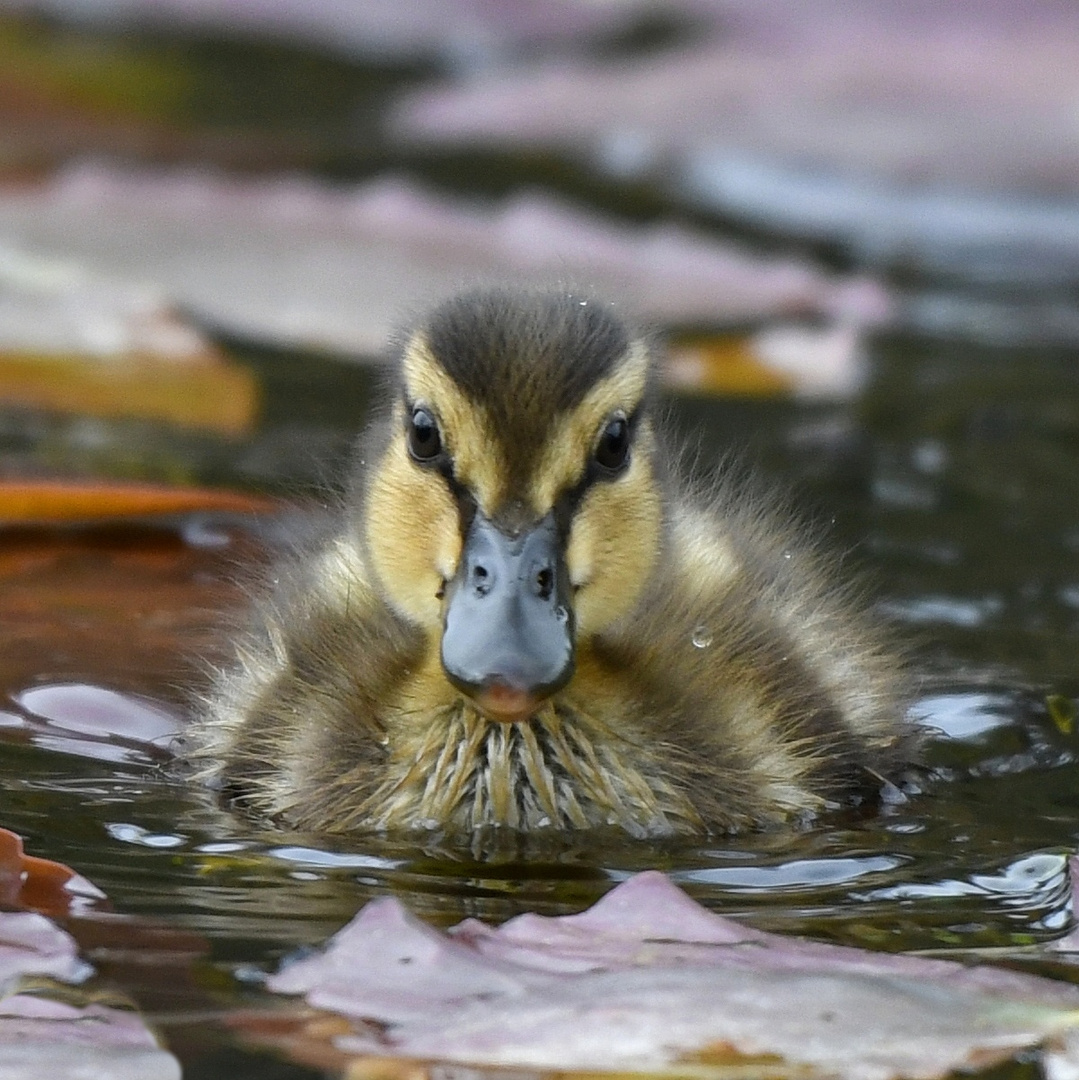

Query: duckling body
left=193, top=289, right=916, bottom=837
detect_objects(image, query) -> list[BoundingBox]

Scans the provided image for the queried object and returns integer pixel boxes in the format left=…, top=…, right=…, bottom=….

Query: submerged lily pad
left=264, top=871, right=1079, bottom=1079
left=0, top=522, right=254, bottom=699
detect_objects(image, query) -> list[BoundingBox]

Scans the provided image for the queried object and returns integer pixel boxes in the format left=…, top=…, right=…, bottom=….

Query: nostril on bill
left=535, top=567, right=554, bottom=601
left=469, top=563, right=491, bottom=596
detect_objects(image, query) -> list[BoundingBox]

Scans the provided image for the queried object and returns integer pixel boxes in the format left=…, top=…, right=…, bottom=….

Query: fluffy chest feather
left=354, top=703, right=701, bottom=837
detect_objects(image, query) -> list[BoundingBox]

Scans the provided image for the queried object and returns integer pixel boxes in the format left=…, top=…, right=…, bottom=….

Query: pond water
left=1, top=328, right=1078, bottom=1077
left=2, top=10, right=1079, bottom=1078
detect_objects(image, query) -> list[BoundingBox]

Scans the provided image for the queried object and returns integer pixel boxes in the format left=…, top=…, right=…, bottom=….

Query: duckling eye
left=407, top=407, right=443, bottom=462
left=594, top=415, right=630, bottom=473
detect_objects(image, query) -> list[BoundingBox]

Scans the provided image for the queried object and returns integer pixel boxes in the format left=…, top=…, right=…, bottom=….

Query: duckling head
left=361, top=288, right=663, bottom=724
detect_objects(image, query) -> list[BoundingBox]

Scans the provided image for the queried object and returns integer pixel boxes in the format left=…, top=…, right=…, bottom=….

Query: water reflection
left=5, top=682, right=183, bottom=766
left=269, top=846, right=402, bottom=871
left=912, top=692, right=1016, bottom=740
left=0, top=325, right=1077, bottom=1079
left=106, top=822, right=186, bottom=849
left=880, top=594, right=1004, bottom=628
left=677, top=855, right=906, bottom=891
left=857, top=853, right=1071, bottom=934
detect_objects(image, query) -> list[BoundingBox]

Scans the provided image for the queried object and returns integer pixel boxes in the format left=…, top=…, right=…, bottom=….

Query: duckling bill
left=191, top=288, right=918, bottom=837
left=441, top=507, right=574, bottom=721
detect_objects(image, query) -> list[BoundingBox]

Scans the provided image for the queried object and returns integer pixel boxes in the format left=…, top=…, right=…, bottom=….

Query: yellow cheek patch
left=567, top=442, right=662, bottom=636
left=531, top=340, right=651, bottom=510
left=365, top=411, right=461, bottom=628
left=402, top=334, right=502, bottom=515
left=391, top=333, right=661, bottom=637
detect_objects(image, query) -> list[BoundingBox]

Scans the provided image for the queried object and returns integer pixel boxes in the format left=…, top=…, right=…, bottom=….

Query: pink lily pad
left=0, top=910, right=85, bottom=990
left=7, top=683, right=183, bottom=766
left=266, top=871, right=1079, bottom=1079
left=0, top=996, right=180, bottom=1079
left=392, top=0, right=1079, bottom=285
left=0, top=165, right=890, bottom=363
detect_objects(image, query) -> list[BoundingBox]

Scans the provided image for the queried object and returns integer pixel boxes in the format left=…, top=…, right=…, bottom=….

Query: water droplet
left=782, top=551, right=792, bottom=560
left=692, top=626, right=713, bottom=649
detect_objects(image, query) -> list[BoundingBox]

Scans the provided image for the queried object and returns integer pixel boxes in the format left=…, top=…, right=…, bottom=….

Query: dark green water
left=1, top=12, right=1078, bottom=1077
left=2, top=326, right=1079, bottom=1077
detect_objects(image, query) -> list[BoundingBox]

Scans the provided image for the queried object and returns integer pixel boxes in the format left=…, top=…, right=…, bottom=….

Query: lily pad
left=0, top=829, right=182, bottom=1077
left=0, top=910, right=85, bottom=990
left=265, top=871, right=1079, bottom=1079
left=0, top=995, right=180, bottom=1080
left=0, top=165, right=890, bottom=362
left=0, top=242, right=259, bottom=435
left=391, top=0, right=1079, bottom=287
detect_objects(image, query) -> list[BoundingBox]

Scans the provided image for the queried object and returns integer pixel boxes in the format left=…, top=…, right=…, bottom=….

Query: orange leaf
left=0, top=826, right=105, bottom=916
left=663, top=336, right=793, bottom=397
left=1, top=477, right=278, bottom=522
left=0, top=352, right=260, bottom=436
left=0, top=479, right=278, bottom=523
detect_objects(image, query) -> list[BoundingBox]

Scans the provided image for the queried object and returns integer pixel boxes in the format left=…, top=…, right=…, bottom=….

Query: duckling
left=191, top=288, right=917, bottom=837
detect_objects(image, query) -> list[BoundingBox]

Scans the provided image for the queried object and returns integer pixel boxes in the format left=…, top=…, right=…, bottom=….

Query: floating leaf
left=261, top=871, right=1079, bottom=1080
left=0, top=352, right=259, bottom=435
left=0, top=826, right=106, bottom=916
left=0, top=166, right=891, bottom=363
left=0, top=243, right=259, bottom=434
left=0, top=479, right=277, bottom=524
left=391, top=1, right=1079, bottom=290
left=0, top=994, right=181, bottom=1079
left=665, top=336, right=793, bottom=397
left=0, top=828, right=96, bottom=986
left=0, top=911, right=85, bottom=992
left=0, top=828, right=181, bottom=1074
left=665, top=325, right=865, bottom=399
